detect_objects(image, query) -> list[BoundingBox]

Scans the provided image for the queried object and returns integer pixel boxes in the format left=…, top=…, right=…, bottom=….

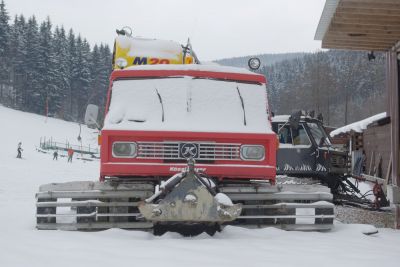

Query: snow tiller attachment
left=138, top=158, right=242, bottom=234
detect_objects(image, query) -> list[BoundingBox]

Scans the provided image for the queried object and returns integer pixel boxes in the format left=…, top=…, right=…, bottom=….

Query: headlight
left=240, top=145, right=265, bottom=160
left=112, top=142, right=137, bottom=158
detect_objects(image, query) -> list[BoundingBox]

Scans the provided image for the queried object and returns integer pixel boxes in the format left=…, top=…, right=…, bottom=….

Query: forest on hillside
left=216, top=52, right=306, bottom=69
left=217, top=50, right=387, bottom=127
left=0, top=1, right=112, bottom=122
left=261, top=50, right=386, bottom=127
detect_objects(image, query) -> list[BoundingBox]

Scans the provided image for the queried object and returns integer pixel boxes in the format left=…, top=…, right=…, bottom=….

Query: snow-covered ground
left=1, top=105, right=400, bottom=267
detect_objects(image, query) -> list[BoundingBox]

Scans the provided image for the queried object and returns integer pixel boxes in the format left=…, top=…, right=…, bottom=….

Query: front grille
left=330, top=155, right=346, bottom=168
left=137, top=141, right=241, bottom=161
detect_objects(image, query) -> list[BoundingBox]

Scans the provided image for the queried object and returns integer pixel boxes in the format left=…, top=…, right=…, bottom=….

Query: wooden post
left=384, top=154, right=392, bottom=194
left=369, top=151, right=374, bottom=175
left=387, top=50, right=400, bottom=229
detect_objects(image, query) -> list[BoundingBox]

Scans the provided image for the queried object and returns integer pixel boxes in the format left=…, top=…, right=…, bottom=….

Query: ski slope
left=0, top=105, right=399, bottom=267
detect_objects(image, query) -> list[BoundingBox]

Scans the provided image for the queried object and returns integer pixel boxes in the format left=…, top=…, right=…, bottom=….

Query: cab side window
left=278, top=124, right=311, bottom=146
left=278, top=125, right=292, bottom=144
left=292, top=126, right=311, bottom=145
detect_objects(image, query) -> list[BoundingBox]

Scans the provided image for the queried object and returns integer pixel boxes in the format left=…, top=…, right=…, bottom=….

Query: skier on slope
left=53, top=150, right=58, bottom=160
left=17, top=142, right=23, bottom=159
left=67, top=147, right=74, bottom=163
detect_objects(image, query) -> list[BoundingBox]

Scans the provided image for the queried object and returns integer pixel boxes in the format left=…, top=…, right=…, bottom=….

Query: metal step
left=37, top=222, right=153, bottom=230
left=36, top=190, right=151, bottom=199
left=36, top=200, right=140, bottom=208
left=226, top=192, right=332, bottom=201
left=234, top=224, right=333, bottom=231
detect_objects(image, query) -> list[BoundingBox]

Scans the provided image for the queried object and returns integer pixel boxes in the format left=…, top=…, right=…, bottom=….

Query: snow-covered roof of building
left=330, top=112, right=387, bottom=137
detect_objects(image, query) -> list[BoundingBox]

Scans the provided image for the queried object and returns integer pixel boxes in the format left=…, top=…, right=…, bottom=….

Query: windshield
left=307, top=122, right=331, bottom=146
left=103, top=77, right=271, bottom=133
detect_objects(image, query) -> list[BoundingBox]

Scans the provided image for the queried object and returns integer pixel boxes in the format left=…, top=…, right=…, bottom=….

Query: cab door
left=275, top=123, right=316, bottom=175
left=306, top=122, right=333, bottom=175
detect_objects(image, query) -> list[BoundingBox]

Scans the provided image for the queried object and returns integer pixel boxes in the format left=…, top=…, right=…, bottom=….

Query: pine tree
left=97, top=43, right=112, bottom=122
left=66, top=28, right=77, bottom=119
left=88, top=44, right=102, bottom=105
left=0, top=0, right=10, bottom=103
left=68, top=35, right=91, bottom=121
left=52, top=26, right=70, bottom=118
left=25, top=16, right=41, bottom=112
left=37, top=17, right=58, bottom=115
left=9, top=15, right=28, bottom=109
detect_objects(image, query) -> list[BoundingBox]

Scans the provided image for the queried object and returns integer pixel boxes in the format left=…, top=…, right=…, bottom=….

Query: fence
left=39, top=136, right=99, bottom=155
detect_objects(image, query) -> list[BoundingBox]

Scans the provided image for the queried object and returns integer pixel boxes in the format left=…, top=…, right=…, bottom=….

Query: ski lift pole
left=45, top=95, right=49, bottom=123
left=78, top=124, right=83, bottom=158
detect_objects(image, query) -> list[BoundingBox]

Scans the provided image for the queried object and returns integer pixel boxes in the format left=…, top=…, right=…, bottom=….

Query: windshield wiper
left=155, top=88, right=165, bottom=122
left=236, top=86, right=247, bottom=126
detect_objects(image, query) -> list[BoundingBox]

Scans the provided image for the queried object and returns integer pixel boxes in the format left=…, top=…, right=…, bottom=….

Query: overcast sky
left=5, top=0, right=326, bottom=61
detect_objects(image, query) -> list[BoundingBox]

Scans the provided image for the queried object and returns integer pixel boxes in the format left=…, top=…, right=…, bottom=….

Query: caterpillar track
left=36, top=160, right=334, bottom=234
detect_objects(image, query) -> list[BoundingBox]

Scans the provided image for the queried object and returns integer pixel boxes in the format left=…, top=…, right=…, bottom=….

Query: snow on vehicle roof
left=103, top=76, right=272, bottom=134
left=271, top=115, right=317, bottom=122
left=271, top=115, right=290, bottom=122
left=330, top=112, right=387, bottom=137
left=123, top=63, right=262, bottom=76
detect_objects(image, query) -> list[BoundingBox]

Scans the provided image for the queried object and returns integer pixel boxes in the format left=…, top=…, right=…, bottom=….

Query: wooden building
left=315, top=0, right=400, bottom=228
left=330, top=113, right=391, bottom=178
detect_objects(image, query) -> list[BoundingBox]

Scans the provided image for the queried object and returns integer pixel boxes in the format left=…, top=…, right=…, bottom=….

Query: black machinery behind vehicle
left=272, top=111, right=348, bottom=190
left=271, top=111, right=388, bottom=209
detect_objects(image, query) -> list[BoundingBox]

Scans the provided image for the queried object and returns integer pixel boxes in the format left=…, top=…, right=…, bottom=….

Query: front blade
left=139, top=172, right=241, bottom=222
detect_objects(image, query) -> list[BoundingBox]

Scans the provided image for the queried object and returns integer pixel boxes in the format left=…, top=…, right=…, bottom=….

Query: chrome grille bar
left=137, top=141, right=241, bottom=160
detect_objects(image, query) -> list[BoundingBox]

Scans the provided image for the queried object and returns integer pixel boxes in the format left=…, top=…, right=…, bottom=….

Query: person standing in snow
left=67, top=148, right=74, bottom=163
left=17, top=142, right=23, bottom=158
left=53, top=150, right=58, bottom=160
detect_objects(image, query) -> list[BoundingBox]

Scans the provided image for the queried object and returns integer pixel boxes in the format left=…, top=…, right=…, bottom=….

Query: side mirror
left=289, top=110, right=301, bottom=129
left=84, top=104, right=99, bottom=129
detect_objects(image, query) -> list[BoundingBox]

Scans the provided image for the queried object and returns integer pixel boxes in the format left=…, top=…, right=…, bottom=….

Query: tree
left=37, top=17, right=58, bottom=115
left=0, top=0, right=10, bottom=102
left=263, top=50, right=386, bottom=127
left=9, top=15, right=28, bottom=109
left=0, top=5, right=113, bottom=120
left=67, top=28, right=77, bottom=119
left=52, top=26, right=70, bottom=118
left=24, top=16, right=41, bottom=112
left=71, top=35, right=91, bottom=121
left=97, top=44, right=112, bottom=123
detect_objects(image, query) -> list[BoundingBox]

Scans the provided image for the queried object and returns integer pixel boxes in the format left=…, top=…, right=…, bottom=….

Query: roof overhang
left=315, top=0, right=400, bottom=51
